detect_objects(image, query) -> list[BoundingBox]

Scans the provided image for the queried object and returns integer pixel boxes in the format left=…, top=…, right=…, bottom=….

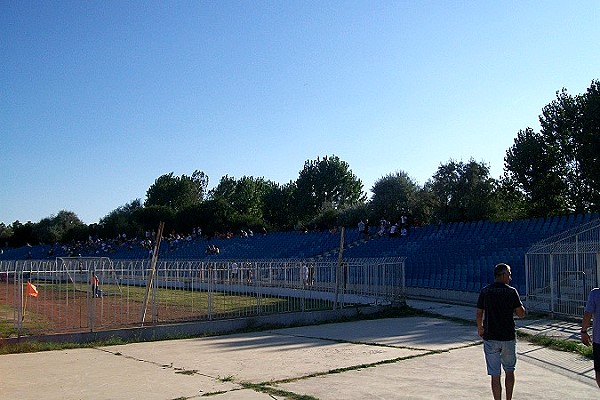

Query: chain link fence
left=0, top=257, right=405, bottom=338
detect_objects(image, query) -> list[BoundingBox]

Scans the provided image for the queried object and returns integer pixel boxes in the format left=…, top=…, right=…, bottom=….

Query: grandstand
left=2, top=213, right=598, bottom=303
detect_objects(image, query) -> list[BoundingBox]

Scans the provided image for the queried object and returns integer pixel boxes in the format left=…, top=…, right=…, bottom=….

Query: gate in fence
left=526, top=218, right=600, bottom=317
left=0, top=257, right=405, bottom=338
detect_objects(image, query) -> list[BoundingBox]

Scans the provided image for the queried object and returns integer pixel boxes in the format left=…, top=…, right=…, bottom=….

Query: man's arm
left=582, top=311, right=593, bottom=346
left=514, top=305, right=526, bottom=318
left=476, top=308, right=484, bottom=338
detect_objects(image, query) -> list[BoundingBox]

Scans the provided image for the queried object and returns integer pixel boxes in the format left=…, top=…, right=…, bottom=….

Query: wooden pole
left=334, top=226, right=345, bottom=310
left=22, top=285, right=29, bottom=321
left=141, top=221, right=164, bottom=325
left=17, top=267, right=23, bottom=336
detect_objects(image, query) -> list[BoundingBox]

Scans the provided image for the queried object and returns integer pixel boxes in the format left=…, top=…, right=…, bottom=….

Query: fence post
left=549, top=254, right=555, bottom=316
left=334, top=227, right=345, bottom=310
left=597, top=252, right=600, bottom=288
left=17, top=261, right=23, bottom=338
left=89, top=265, right=95, bottom=332
left=141, top=221, right=164, bottom=325
left=208, top=263, right=213, bottom=320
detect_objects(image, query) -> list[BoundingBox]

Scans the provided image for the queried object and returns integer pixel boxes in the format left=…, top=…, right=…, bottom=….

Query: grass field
left=0, top=281, right=333, bottom=338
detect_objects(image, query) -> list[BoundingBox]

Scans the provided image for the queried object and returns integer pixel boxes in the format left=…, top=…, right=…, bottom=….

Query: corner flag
left=26, top=281, right=38, bottom=297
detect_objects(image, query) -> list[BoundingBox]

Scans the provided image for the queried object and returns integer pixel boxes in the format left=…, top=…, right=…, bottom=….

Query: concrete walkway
left=0, top=299, right=598, bottom=399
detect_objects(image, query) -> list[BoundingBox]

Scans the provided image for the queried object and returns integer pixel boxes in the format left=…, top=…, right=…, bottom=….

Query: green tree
left=32, top=210, right=86, bottom=244
left=579, top=81, right=600, bottom=209
left=293, top=155, right=365, bottom=223
left=370, top=171, right=419, bottom=223
left=262, top=181, right=295, bottom=230
left=427, top=159, right=496, bottom=223
left=133, top=205, right=175, bottom=234
left=196, top=198, right=234, bottom=236
left=208, top=175, right=272, bottom=229
left=504, top=128, right=566, bottom=217
left=11, top=221, right=35, bottom=247
left=0, top=223, right=13, bottom=247
left=491, top=174, right=528, bottom=221
left=145, top=170, right=208, bottom=211
left=412, top=187, right=437, bottom=226
left=99, top=199, right=143, bottom=239
left=504, top=80, right=600, bottom=216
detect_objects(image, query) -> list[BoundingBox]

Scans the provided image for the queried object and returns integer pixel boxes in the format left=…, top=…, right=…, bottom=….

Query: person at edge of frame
left=581, top=287, right=600, bottom=389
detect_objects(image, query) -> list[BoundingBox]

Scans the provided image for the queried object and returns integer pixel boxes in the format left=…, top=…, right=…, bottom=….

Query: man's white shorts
left=483, top=339, right=517, bottom=376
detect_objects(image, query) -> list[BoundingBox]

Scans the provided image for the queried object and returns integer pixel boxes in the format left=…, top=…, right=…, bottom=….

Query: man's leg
left=594, top=343, right=600, bottom=388
left=484, top=340, right=502, bottom=400
left=505, top=371, right=515, bottom=400
left=491, top=375, right=502, bottom=400
left=500, top=340, right=518, bottom=399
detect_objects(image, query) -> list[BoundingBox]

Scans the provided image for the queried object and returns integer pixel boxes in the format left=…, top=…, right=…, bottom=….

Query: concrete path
left=0, top=300, right=598, bottom=399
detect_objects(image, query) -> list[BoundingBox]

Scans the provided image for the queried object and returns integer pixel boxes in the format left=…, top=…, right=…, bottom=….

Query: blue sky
left=2, top=1, right=599, bottom=225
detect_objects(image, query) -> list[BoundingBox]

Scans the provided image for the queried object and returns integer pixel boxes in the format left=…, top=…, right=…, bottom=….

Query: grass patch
left=0, top=304, right=54, bottom=337
left=0, top=336, right=126, bottom=355
left=175, top=369, right=197, bottom=375
left=517, top=330, right=593, bottom=359
left=240, top=382, right=319, bottom=400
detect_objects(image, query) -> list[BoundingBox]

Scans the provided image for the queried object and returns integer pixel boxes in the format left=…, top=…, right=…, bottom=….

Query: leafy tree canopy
left=294, top=155, right=365, bottom=223
left=427, top=159, right=495, bottom=223
left=145, top=170, right=208, bottom=211
left=370, top=171, right=419, bottom=223
left=504, top=80, right=600, bottom=215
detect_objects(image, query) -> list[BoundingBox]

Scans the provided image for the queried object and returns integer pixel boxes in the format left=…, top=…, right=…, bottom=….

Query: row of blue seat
left=2, top=213, right=598, bottom=295
left=341, top=213, right=599, bottom=294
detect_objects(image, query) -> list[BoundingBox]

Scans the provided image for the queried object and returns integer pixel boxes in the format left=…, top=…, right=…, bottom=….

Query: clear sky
left=2, top=1, right=599, bottom=225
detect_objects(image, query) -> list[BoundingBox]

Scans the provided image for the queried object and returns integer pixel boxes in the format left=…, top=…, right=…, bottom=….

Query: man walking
left=581, top=287, right=600, bottom=388
left=476, top=263, right=526, bottom=400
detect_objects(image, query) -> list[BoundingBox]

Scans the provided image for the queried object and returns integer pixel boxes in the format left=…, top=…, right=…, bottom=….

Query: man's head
left=494, top=263, right=512, bottom=283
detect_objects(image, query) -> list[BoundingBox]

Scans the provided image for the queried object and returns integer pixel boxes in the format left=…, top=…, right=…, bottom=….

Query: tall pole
left=141, top=221, right=164, bottom=325
left=334, top=226, right=345, bottom=310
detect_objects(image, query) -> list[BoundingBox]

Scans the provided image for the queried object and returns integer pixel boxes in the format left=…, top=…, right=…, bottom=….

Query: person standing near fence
left=476, top=263, right=526, bottom=400
left=581, top=288, right=600, bottom=388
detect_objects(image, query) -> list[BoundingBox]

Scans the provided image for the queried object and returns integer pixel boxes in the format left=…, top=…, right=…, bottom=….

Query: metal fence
left=0, top=257, right=405, bottom=338
left=526, top=219, right=600, bottom=317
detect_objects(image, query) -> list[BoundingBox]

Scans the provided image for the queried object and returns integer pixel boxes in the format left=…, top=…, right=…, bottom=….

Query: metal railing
left=526, top=219, right=600, bottom=317
left=0, top=257, right=405, bottom=338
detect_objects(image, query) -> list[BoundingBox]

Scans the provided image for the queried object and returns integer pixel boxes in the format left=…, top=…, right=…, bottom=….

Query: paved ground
left=0, top=299, right=598, bottom=399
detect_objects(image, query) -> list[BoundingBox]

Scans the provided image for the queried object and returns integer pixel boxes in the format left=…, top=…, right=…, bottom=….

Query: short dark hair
left=494, top=263, right=510, bottom=277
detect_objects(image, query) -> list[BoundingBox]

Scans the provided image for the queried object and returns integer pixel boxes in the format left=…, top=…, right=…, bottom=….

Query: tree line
left=2, top=80, right=599, bottom=248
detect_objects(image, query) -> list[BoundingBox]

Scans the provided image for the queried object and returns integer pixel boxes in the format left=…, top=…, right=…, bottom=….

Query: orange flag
left=26, top=281, right=38, bottom=297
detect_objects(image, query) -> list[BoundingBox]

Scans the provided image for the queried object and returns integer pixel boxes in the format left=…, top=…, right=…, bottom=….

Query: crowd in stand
left=357, top=214, right=412, bottom=240
left=1, top=218, right=411, bottom=261
left=0, top=225, right=272, bottom=260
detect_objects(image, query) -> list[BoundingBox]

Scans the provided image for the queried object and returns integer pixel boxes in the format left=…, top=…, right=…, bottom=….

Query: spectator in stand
left=358, top=220, right=365, bottom=239
left=308, top=263, right=315, bottom=287
left=302, top=263, right=309, bottom=287
left=245, top=262, right=253, bottom=284
left=206, top=244, right=220, bottom=255
left=230, top=262, right=239, bottom=283
left=400, top=212, right=408, bottom=235
left=389, top=223, right=398, bottom=238
left=377, top=218, right=389, bottom=237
